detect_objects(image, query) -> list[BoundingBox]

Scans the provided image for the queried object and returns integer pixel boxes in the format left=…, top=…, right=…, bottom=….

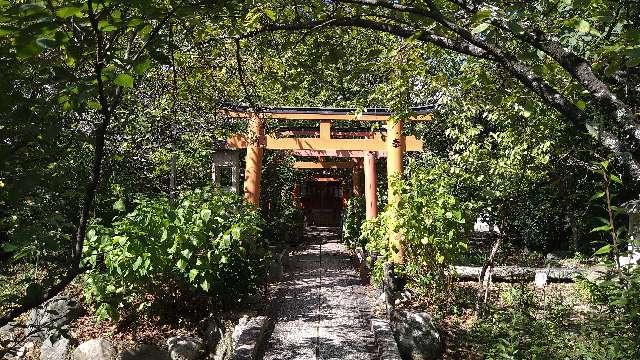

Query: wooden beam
left=227, top=135, right=423, bottom=152
left=313, top=177, right=340, bottom=182
left=293, top=161, right=359, bottom=169
left=221, top=110, right=432, bottom=121
left=278, top=130, right=375, bottom=137
left=293, top=150, right=388, bottom=158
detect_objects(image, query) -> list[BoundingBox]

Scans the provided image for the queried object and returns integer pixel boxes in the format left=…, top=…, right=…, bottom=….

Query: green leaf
left=576, top=100, right=586, bottom=110
left=201, top=279, right=209, bottom=291
left=56, top=6, right=83, bottom=18
left=177, top=258, right=186, bottom=271
left=35, top=38, right=56, bottom=49
left=591, top=224, right=612, bottom=233
left=610, top=174, right=623, bottom=184
left=189, top=268, right=198, bottom=282
left=471, top=23, right=490, bottom=34
left=610, top=205, right=626, bottom=215
left=2, top=243, right=18, bottom=252
left=263, top=8, right=276, bottom=21
left=98, top=20, right=117, bottom=32
left=201, top=208, right=211, bottom=222
left=132, top=256, right=142, bottom=270
left=113, top=73, right=134, bottom=88
left=575, top=19, right=590, bottom=33
left=113, top=198, right=125, bottom=212
left=589, top=191, right=605, bottom=201
left=133, top=57, right=151, bottom=75
left=593, top=244, right=612, bottom=255
left=86, top=99, right=102, bottom=110
left=473, top=9, right=492, bottom=23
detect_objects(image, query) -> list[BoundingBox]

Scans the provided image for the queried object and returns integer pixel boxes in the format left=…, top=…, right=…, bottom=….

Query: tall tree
left=244, top=0, right=640, bottom=177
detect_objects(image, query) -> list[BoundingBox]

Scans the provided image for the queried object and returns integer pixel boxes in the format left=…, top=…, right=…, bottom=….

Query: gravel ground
left=264, top=227, right=377, bottom=360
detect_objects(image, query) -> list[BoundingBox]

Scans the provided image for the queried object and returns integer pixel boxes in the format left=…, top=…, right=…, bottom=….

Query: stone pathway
left=263, top=227, right=377, bottom=360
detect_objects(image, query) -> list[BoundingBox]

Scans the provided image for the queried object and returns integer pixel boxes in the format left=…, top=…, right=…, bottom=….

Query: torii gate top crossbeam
left=221, top=105, right=434, bottom=121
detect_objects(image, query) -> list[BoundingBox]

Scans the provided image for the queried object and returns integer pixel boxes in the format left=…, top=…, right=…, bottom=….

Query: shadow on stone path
left=263, top=227, right=377, bottom=360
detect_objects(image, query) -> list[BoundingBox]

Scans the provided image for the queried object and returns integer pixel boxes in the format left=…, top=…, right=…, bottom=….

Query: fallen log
left=454, top=265, right=604, bottom=283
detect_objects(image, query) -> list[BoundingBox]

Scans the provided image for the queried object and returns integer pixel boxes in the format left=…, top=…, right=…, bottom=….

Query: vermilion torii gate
left=223, top=107, right=432, bottom=263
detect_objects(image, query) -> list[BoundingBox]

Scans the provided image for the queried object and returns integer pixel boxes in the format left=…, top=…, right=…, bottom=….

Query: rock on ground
left=27, top=296, right=80, bottom=341
left=27, top=296, right=80, bottom=360
left=166, top=336, right=204, bottom=360
left=263, top=227, right=377, bottom=360
left=118, top=344, right=171, bottom=360
left=392, top=310, right=441, bottom=360
left=72, top=338, right=115, bottom=360
left=39, top=335, right=70, bottom=360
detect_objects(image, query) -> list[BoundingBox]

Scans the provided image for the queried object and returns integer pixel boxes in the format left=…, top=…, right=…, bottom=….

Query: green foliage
left=467, top=279, right=640, bottom=360
left=577, top=267, right=640, bottom=359
left=362, top=160, right=471, bottom=295
left=259, top=151, right=305, bottom=244
left=342, top=196, right=365, bottom=249
left=475, top=286, right=585, bottom=360
left=82, top=188, right=267, bottom=321
left=361, top=212, right=390, bottom=283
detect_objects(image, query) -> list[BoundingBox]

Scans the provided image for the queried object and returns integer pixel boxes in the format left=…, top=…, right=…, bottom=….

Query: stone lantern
left=211, top=150, right=240, bottom=193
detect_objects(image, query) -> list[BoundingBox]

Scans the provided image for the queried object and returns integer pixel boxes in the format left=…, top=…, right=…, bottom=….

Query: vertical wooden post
left=244, top=114, right=264, bottom=205
left=364, top=152, right=378, bottom=220
left=319, top=119, right=331, bottom=139
left=387, top=119, right=405, bottom=264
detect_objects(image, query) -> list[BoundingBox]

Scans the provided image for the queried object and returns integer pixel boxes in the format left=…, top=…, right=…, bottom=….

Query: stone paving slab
left=263, top=227, right=377, bottom=360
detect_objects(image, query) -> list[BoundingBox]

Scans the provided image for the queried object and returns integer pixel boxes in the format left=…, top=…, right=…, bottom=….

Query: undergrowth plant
left=82, top=188, right=267, bottom=321
left=361, top=160, right=471, bottom=302
left=342, top=196, right=366, bottom=249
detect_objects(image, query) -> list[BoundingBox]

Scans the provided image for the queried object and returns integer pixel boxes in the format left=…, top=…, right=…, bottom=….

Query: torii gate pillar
left=244, top=114, right=264, bottom=205
left=387, top=119, right=405, bottom=264
left=364, top=152, right=378, bottom=220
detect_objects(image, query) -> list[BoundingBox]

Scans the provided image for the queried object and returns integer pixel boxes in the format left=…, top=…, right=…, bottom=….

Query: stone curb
left=232, top=315, right=270, bottom=360
left=370, top=318, right=402, bottom=360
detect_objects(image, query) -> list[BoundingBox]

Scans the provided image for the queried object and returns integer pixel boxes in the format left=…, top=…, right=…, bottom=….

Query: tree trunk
left=476, top=229, right=502, bottom=315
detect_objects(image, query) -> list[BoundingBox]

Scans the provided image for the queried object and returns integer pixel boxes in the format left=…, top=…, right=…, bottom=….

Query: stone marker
left=535, top=272, right=548, bottom=288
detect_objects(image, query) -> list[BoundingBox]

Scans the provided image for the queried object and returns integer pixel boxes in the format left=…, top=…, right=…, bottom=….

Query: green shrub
left=361, top=213, right=391, bottom=283
left=342, top=196, right=365, bottom=249
left=82, top=188, right=267, bottom=321
left=259, top=151, right=305, bottom=244
left=361, top=161, right=471, bottom=296
left=578, top=267, right=640, bottom=359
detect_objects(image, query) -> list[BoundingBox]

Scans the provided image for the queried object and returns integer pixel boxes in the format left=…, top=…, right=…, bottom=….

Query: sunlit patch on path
left=263, top=227, right=376, bottom=360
